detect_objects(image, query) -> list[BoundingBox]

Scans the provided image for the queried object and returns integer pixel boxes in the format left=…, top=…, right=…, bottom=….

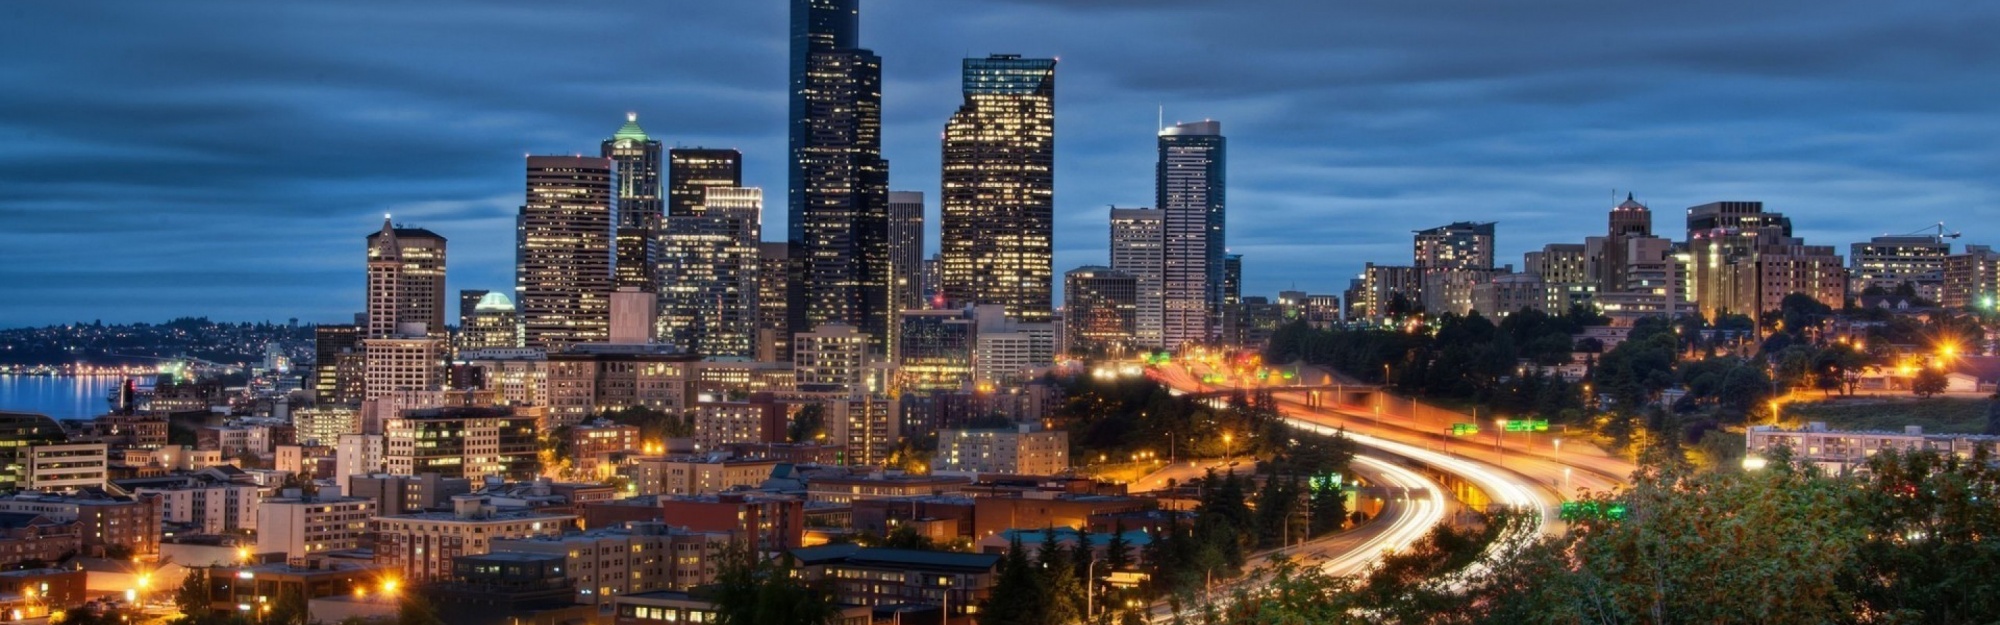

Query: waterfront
left=0, top=375, right=123, bottom=419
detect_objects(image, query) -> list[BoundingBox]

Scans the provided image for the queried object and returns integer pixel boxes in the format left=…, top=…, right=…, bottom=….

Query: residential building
left=372, top=496, right=573, bottom=581
left=1686, top=202, right=1845, bottom=320
left=458, top=348, right=551, bottom=407
left=932, top=424, right=1069, bottom=476
left=1851, top=235, right=1952, bottom=301
left=795, top=324, right=869, bottom=392
left=790, top=544, right=1000, bottom=620
left=22, top=442, right=107, bottom=491
left=131, top=471, right=260, bottom=534
left=1415, top=222, right=1496, bottom=271
left=1109, top=207, right=1165, bottom=349
left=491, top=522, right=732, bottom=606
left=1942, top=245, right=2000, bottom=309
left=1747, top=422, right=2000, bottom=475
left=347, top=472, right=474, bottom=516
left=257, top=494, right=376, bottom=560
left=519, top=155, right=616, bottom=351
left=624, top=457, right=779, bottom=497
left=0, top=513, right=80, bottom=568
left=0, top=491, right=161, bottom=558
left=689, top=395, right=787, bottom=452
left=940, top=54, right=1057, bottom=323
left=546, top=344, right=700, bottom=427
left=382, top=406, right=539, bottom=481
left=362, top=335, right=446, bottom=400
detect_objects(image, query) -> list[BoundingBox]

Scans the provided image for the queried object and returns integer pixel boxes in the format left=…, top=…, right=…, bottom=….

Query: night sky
left=3, top=1, right=1996, bottom=327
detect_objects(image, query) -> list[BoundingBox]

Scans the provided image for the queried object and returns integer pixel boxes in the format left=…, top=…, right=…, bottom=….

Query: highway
left=1146, top=453, right=1448, bottom=623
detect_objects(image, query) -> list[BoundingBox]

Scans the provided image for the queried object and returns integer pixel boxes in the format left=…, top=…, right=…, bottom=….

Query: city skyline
left=5, top=1, right=1999, bottom=326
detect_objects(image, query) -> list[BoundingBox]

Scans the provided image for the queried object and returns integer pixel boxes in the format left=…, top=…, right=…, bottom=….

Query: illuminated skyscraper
left=461, top=292, right=522, bottom=351
left=366, top=217, right=447, bottom=339
left=1158, top=121, right=1225, bottom=348
left=660, top=187, right=764, bottom=357
left=889, top=191, right=926, bottom=313
left=940, top=55, right=1057, bottom=323
left=605, top=115, right=664, bottom=293
left=517, top=156, right=616, bottom=351
left=790, top=0, right=891, bottom=350
left=1063, top=266, right=1137, bottom=356
left=757, top=242, right=791, bottom=362
left=668, top=149, right=743, bottom=219
left=1110, top=207, right=1164, bottom=349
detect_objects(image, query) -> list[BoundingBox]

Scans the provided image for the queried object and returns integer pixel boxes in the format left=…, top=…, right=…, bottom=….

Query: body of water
left=0, top=375, right=124, bottom=419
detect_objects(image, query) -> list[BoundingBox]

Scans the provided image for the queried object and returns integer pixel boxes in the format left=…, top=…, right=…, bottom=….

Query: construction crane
left=1901, top=222, right=1962, bottom=241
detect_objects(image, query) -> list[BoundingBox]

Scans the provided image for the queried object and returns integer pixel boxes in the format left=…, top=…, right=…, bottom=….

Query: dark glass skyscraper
left=604, top=114, right=663, bottom=292
left=940, top=55, right=1057, bottom=324
left=1158, top=121, right=1225, bottom=348
left=789, top=0, right=891, bottom=351
left=668, top=148, right=743, bottom=219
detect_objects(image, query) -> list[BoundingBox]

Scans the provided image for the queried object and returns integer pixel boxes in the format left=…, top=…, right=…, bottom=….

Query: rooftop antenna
left=1157, top=105, right=1164, bottom=133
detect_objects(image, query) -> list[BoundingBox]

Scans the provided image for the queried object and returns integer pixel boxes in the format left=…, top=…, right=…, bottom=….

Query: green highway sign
left=1450, top=423, right=1479, bottom=436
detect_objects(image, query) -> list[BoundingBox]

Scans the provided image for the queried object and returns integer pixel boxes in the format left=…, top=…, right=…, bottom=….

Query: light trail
left=1320, top=454, right=1449, bottom=577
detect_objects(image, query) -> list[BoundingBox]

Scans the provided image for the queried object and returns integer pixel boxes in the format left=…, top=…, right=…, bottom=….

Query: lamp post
left=1552, top=438, right=1562, bottom=462
left=1494, top=419, right=1508, bottom=454
left=1086, top=558, right=1101, bottom=623
left=1222, top=433, right=1234, bottom=465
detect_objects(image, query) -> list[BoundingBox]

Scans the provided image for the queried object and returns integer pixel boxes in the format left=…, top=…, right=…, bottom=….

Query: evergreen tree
left=981, top=534, right=1052, bottom=625
left=1104, top=520, right=1132, bottom=571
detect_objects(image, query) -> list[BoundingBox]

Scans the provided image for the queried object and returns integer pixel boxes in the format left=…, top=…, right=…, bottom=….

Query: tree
left=981, top=535, right=1053, bottom=625
left=269, top=587, right=308, bottom=625
left=1913, top=366, right=1949, bottom=398
left=788, top=403, right=827, bottom=443
left=173, top=567, right=211, bottom=619
left=712, top=544, right=839, bottom=625
left=1103, top=520, right=1132, bottom=572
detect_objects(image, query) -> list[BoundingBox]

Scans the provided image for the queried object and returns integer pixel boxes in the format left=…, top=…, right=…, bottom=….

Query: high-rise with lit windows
left=660, top=187, right=763, bottom=358
left=518, top=156, right=616, bottom=351
left=940, top=55, right=1057, bottom=324
left=366, top=218, right=447, bottom=339
left=1110, top=207, right=1164, bottom=349
left=789, top=0, right=892, bottom=350
left=1159, top=121, right=1225, bottom=348
left=606, top=114, right=664, bottom=293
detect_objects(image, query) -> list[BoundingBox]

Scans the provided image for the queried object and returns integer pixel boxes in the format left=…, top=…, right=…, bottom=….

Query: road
left=1146, top=453, right=1448, bottom=623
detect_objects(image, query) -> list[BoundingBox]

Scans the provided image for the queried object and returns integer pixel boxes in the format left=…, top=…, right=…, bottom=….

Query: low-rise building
left=489, top=522, right=730, bottom=607
left=371, top=496, right=573, bottom=581
left=1746, top=422, right=2000, bottom=474
left=613, top=590, right=872, bottom=625
left=624, top=456, right=779, bottom=497
left=22, top=443, right=109, bottom=491
left=790, top=544, right=1000, bottom=620
left=805, top=474, right=972, bottom=506
left=932, top=424, right=1068, bottom=476
left=0, top=513, right=80, bottom=567
left=0, top=491, right=160, bottom=558
left=256, top=494, right=377, bottom=560
left=130, top=470, right=262, bottom=534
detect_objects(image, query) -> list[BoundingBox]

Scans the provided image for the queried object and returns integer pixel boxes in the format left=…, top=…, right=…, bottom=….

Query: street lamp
left=1222, top=433, right=1234, bottom=464
left=1552, top=438, right=1562, bottom=462
left=1494, top=419, right=1508, bottom=454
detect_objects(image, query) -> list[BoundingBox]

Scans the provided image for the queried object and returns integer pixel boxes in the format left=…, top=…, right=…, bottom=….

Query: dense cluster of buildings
left=1337, top=197, right=1997, bottom=327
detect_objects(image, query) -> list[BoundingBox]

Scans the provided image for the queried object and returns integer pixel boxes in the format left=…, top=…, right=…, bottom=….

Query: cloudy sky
left=2, top=0, right=1996, bottom=326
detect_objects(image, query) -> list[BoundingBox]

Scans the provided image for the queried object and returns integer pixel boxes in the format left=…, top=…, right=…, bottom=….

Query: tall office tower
left=518, top=156, right=616, bottom=351
left=460, top=292, right=522, bottom=351
left=1110, top=207, right=1165, bottom=349
left=606, top=114, right=665, bottom=292
left=756, top=242, right=791, bottom=362
left=660, top=187, right=764, bottom=357
left=1158, top=121, right=1226, bottom=349
left=366, top=218, right=447, bottom=339
left=314, top=325, right=364, bottom=405
left=1597, top=193, right=1654, bottom=292
left=667, top=149, right=743, bottom=218
left=888, top=191, right=927, bottom=312
left=1219, top=253, right=1243, bottom=342
left=1851, top=235, right=1951, bottom=300
left=790, top=0, right=892, bottom=350
left=1413, top=222, right=1496, bottom=270
left=362, top=337, right=446, bottom=401
left=1063, top=266, right=1138, bottom=356
left=1942, top=245, right=2000, bottom=309
left=939, top=55, right=1057, bottom=323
